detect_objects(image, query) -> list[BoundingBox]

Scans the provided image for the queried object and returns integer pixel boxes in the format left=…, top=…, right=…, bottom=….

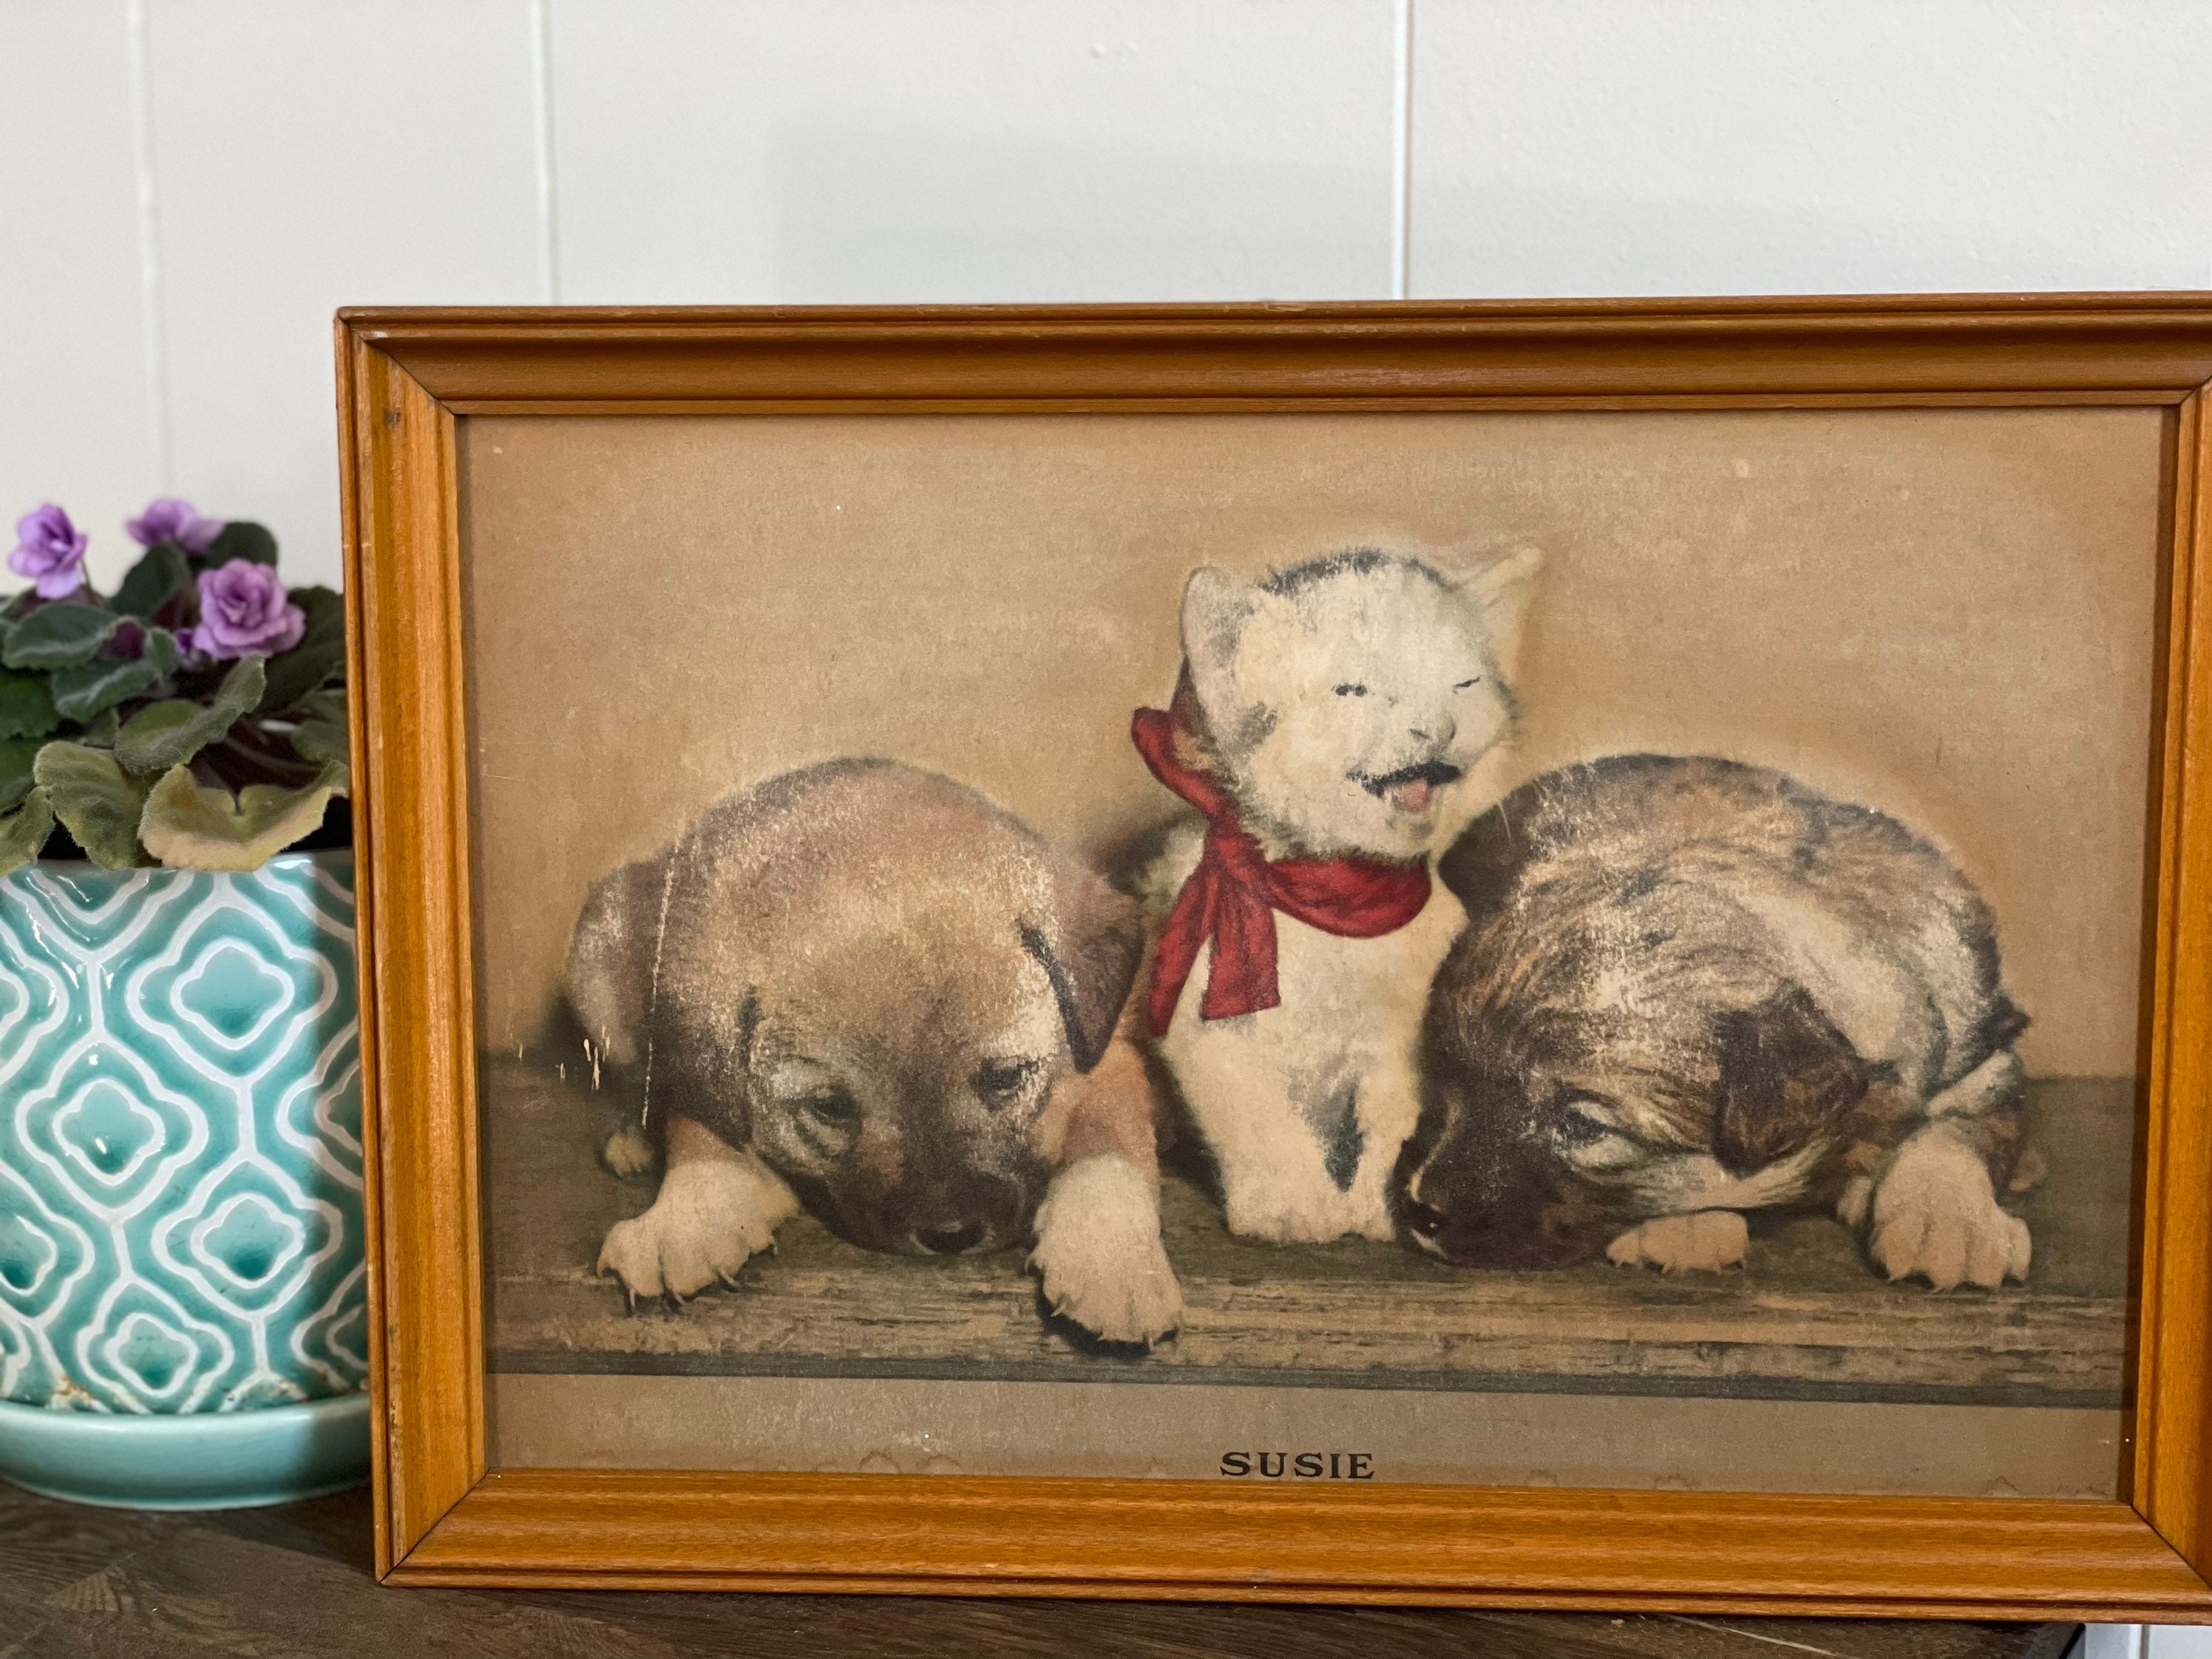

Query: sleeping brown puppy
left=565, top=758, right=1181, bottom=1346
left=1397, top=753, right=2038, bottom=1289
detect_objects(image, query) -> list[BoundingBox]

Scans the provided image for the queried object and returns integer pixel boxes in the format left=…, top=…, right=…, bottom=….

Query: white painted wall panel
left=0, top=0, right=160, bottom=590
left=145, top=0, right=547, bottom=586
left=1409, top=0, right=2212, bottom=298
left=549, top=0, right=1400, bottom=304
left=2148, top=1624, right=2212, bottom=1657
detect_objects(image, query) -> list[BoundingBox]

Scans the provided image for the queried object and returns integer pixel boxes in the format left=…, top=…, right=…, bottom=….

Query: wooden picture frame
left=339, top=296, right=2212, bottom=1618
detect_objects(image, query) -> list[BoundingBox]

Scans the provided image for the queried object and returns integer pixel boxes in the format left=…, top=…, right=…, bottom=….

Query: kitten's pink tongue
left=1388, top=778, right=1434, bottom=813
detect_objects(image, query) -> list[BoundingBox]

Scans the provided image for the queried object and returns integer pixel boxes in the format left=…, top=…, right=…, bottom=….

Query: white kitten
left=1133, top=546, right=1541, bottom=1243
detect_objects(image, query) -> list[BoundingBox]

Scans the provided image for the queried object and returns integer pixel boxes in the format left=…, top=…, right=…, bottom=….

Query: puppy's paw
left=597, top=1155, right=796, bottom=1305
left=1030, top=1155, right=1183, bottom=1346
left=600, top=1122, right=657, bottom=1180
left=1869, top=1127, right=2030, bottom=1291
left=1607, top=1210, right=1749, bottom=1273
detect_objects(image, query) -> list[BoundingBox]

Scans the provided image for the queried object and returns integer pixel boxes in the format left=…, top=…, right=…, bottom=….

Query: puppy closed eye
left=1555, top=1105, right=1610, bottom=1146
left=1548, top=1096, right=1642, bottom=1170
left=1334, top=682, right=1368, bottom=698
left=798, top=1086, right=861, bottom=1132
left=972, top=1057, right=1045, bottom=1106
left=1453, top=677, right=1481, bottom=691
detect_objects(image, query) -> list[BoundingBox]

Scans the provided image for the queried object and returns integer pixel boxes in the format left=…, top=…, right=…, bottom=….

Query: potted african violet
left=0, top=499, right=367, bottom=1507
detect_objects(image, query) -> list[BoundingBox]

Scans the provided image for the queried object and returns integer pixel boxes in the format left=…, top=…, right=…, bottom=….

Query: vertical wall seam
left=1391, top=0, right=1415, bottom=301
left=123, top=0, right=173, bottom=489
left=529, top=0, right=561, bottom=303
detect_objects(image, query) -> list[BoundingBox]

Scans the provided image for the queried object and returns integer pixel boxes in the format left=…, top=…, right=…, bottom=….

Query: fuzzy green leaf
left=0, top=669, right=58, bottom=741
left=288, top=718, right=347, bottom=767
left=0, top=788, right=53, bottom=875
left=0, top=738, right=41, bottom=813
left=113, top=542, right=191, bottom=619
left=257, top=586, right=345, bottom=714
left=143, top=626, right=180, bottom=678
left=33, top=742, right=149, bottom=868
left=78, top=707, right=121, bottom=747
left=139, top=757, right=345, bottom=872
left=114, top=656, right=265, bottom=776
left=50, top=656, right=162, bottom=722
left=203, top=521, right=277, bottom=567
left=1, top=605, right=118, bottom=671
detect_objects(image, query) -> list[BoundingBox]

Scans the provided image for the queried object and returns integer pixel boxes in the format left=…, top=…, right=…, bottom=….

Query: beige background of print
left=488, top=1374, right=2123, bottom=1499
left=459, top=406, right=2162, bottom=1076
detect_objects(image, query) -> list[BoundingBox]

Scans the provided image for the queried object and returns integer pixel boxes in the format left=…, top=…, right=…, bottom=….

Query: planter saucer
left=0, top=1391, right=370, bottom=1510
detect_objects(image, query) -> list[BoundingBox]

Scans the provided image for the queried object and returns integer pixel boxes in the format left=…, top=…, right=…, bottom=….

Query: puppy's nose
left=917, top=1220, right=985, bottom=1255
left=1409, top=714, right=1456, bottom=745
left=1400, top=1197, right=1447, bottom=1240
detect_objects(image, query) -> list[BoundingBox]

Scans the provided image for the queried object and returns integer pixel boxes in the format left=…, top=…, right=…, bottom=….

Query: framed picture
left=342, top=296, right=2212, bottom=1618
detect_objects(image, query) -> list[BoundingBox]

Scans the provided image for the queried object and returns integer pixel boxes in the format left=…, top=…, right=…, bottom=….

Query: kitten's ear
left=1457, top=546, right=1543, bottom=677
left=1179, top=566, right=1261, bottom=710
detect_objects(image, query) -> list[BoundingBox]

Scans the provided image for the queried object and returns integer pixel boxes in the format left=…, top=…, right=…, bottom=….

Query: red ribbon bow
left=1131, top=705, right=1432, bottom=1034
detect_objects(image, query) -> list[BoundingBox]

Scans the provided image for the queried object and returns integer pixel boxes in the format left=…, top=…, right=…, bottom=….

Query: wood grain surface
left=2138, top=389, right=2212, bottom=1573
left=397, top=1470, right=2212, bottom=1618
left=342, top=294, right=2212, bottom=406
left=337, top=332, right=483, bottom=1572
left=486, top=1064, right=2129, bottom=1408
left=0, top=1480, right=2082, bottom=1659
left=339, top=297, right=2212, bottom=1608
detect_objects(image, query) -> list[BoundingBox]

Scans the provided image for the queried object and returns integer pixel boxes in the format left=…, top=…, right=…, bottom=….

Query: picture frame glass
left=461, top=403, right=2153, bottom=1501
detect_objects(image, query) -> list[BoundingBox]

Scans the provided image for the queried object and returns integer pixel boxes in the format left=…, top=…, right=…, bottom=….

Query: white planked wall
left=8, top=0, right=2212, bottom=594
left=3, top=3, right=2211, bottom=1643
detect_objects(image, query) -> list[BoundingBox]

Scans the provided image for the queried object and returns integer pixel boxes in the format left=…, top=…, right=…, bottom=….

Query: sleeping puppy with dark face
left=1397, top=753, right=2038, bottom=1289
left=565, top=758, right=1182, bottom=1346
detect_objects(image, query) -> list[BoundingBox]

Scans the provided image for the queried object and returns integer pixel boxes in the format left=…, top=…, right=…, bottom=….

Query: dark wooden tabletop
left=0, top=1478, right=2080, bottom=1659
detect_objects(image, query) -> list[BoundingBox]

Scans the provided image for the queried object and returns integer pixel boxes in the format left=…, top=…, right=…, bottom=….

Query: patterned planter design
left=0, top=852, right=366, bottom=1445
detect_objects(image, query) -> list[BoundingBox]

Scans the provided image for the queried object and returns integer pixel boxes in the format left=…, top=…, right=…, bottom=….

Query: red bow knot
left=1131, top=705, right=1431, bottom=1034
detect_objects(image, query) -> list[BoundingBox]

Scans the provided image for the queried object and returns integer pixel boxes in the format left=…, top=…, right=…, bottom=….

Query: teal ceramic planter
left=0, top=850, right=368, bottom=1507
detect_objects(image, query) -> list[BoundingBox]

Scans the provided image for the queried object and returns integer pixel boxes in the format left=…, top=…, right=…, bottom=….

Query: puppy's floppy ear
left=1454, top=545, right=1542, bottom=682
left=565, top=848, right=671, bottom=1069
left=1711, top=986, right=1869, bottom=1176
left=1179, top=566, right=1269, bottom=717
left=638, top=985, right=759, bottom=1146
left=1020, top=859, right=1144, bottom=1073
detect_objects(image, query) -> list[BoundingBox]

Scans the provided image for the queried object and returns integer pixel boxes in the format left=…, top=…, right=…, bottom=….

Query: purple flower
left=126, top=496, right=224, bottom=552
left=193, top=559, right=304, bottom=659
left=9, top=503, right=89, bottom=599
